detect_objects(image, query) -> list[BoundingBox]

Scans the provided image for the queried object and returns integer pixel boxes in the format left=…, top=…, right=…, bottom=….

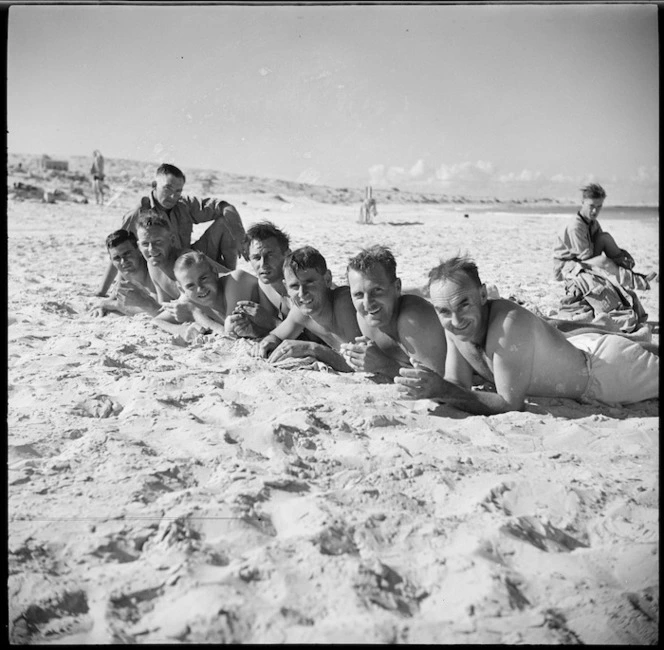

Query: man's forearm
left=97, top=263, right=118, bottom=296
left=432, top=380, right=519, bottom=416
left=313, top=344, right=354, bottom=373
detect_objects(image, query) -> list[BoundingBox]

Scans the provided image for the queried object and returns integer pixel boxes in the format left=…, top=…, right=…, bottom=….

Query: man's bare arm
left=97, top=262, right=118, bottom=297
left=268, top=340, right=353, bottom=372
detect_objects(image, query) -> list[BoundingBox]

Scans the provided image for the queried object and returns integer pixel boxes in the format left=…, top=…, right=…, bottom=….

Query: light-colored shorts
left=568, top=332, right=659, bottom=405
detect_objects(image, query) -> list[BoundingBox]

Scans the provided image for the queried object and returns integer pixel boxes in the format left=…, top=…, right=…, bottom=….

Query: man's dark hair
left=284, top=246, right=328, bottom=276
left=428, top=255, right=483, bottom=289
left=247, top=221, right=290, bottom=252
left=156, top=163, right=186, bottom=183
left=347, top=245, right=397, bottom=283
left=105, top=229, right=137, bottom=251
left=136, top=208, right=171, bottom=232
left=580, top=183, right=606, bottom=200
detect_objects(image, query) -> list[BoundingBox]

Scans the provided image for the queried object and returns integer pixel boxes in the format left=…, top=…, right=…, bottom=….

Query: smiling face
left=249, top=237, right=287, bottom=285
left=347, top=265, right=401, bottom=329
left=579, top=197, right=604, bottom=222
left=136, top=225, right=175, bottom=267
left=283, top=265, right=331, bottom=317
left=429, top=274, right=488, bottom=344
left=108, top=240, right=144, bottom=277
left=175, top=260, right=219, bottom=306
left=153, top=173, right=185, bottom=210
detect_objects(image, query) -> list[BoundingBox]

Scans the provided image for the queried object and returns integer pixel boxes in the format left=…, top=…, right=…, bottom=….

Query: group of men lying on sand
left=92, top=164, right=659, bottom=415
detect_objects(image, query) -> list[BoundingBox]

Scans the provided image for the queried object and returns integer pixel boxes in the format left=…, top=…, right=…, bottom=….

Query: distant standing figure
left=359, top=186, right=377, bottom=224
left=91, top=150, right=105, bottom=205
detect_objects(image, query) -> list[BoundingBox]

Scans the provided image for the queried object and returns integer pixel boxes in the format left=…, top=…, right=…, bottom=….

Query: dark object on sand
left=464, top=213, right=469, bottom=218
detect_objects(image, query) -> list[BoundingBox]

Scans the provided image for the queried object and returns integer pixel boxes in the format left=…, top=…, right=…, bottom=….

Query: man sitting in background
left=398, top=255, right=658, bottom=415
left=552, top=182, right=656, bottom=290
left=341, top=245, right=447, bottom=396
left=96, top=163, right=246, bottom=297
left=89, top=229, right=160, bottom=318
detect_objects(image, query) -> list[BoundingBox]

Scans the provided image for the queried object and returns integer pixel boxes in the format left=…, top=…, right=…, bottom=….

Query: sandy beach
left=7, top=156, right=659, bottom=644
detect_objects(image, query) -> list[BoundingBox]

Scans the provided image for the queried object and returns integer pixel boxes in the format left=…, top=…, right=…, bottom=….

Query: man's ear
left=324, top=270, right=332, bottom=287
left=479, top=284, right=488, bottom=304
left=394, top=277, right=402, bottom=294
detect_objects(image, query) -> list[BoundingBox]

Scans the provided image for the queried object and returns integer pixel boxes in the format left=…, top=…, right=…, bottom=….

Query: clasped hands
left=227, top=301, right=275, bottom=338
left=256, top=335, right=315, bottom=364
left=341, top=336, right=444, bottom=399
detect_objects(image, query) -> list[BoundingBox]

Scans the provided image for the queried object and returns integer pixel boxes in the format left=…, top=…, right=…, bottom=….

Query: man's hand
left=394, top=359, right=446, bottom=399
left=117, top=286, right=161, bottom=316
left=615, top=249, right=635, bottom=270
left=238, top=234, right=250, bottom=262
left=340, top=336, right=400, bottom=377
left=258, top=334, right=282, bottom=359
left=88, top=305, right=107, bottom=318
left=227, top=312, right=264, bottom=339
left=159, top=300, right=193, bottom=323
left=268, top=340, right=315, bottom=364
left=232, top=300, right=277, bottom=331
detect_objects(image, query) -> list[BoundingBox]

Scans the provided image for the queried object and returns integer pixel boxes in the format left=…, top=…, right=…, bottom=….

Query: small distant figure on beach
left=90, top=150, right=105, bottom=205
left=359, top=186, right=377, bottom=224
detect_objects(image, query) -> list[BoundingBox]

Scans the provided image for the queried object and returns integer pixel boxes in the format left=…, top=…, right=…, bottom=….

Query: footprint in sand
left=501, top=515, right=589, bottom=553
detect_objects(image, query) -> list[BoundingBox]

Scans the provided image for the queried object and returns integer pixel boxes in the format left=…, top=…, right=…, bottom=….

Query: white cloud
left=409, top=159, right=426, bottom=178
left=632, top=165, right=659, bottom=185
left=435, top=160, right=495, bottom=184
left=498, top=169, right=543, bottom=183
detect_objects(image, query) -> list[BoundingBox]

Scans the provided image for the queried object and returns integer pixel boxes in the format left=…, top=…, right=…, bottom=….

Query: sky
left=6, top=2, right=659, bottom=204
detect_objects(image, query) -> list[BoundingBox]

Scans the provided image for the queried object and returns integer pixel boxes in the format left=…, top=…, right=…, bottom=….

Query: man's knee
left=193, top=219, right=238, bottom=268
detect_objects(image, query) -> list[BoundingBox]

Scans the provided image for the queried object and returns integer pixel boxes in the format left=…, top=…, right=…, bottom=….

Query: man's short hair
left=173, top=251, right=213, bottom=277
left=347, top=245, right=397, bottom=283
left=580, top=183, right=606, bottom=200
left=156, top=163, right=186, bottom=183
left=136, top=209, right=170, bottom=232
left=428, top=255, right=483, bottom=289
left=284, top=246, right=327, bottom=277
left=246, top=221, right=290, bottom=252
left=106, top=229, right=137, bottom=251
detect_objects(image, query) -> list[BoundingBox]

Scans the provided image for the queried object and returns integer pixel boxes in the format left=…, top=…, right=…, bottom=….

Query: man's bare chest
left=458, top=341, right=494, bottom=380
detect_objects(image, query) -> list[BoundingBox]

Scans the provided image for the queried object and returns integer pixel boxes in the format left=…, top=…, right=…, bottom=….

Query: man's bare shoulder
left=229, top=268, right=258, bottom=285
left=331, top=285, right=353, bottom=304
left=398, top=293, right=438, bottom=319
left=488, top=298, right=538, bottom=326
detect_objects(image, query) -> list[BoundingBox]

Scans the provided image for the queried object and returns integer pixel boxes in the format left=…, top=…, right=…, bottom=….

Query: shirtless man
left=135, top=211, right=188, bottom=304
left=96, top=163, right=246, bottom=296
left=342, top=245, right=447, bottom=396
left=398, top=255, right=659, bottom=414
left=154, top=252, right=260, bottom=337
left=227, top=221, right=292, bottom=338
left=258, top=246, right=361, bottom=371
left=89, top=229, right=160, bottom=317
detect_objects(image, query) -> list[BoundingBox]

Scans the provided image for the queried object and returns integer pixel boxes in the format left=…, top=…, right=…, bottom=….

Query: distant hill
left=8, top=152, right=571, bottom=207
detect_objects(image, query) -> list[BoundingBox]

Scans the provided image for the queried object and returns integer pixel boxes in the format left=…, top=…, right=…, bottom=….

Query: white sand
left=8, top=159, right=659, bottom=643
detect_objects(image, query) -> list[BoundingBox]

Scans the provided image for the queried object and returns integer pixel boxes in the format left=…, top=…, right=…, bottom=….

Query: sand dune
left=7, top=155, right=659, bottom=644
